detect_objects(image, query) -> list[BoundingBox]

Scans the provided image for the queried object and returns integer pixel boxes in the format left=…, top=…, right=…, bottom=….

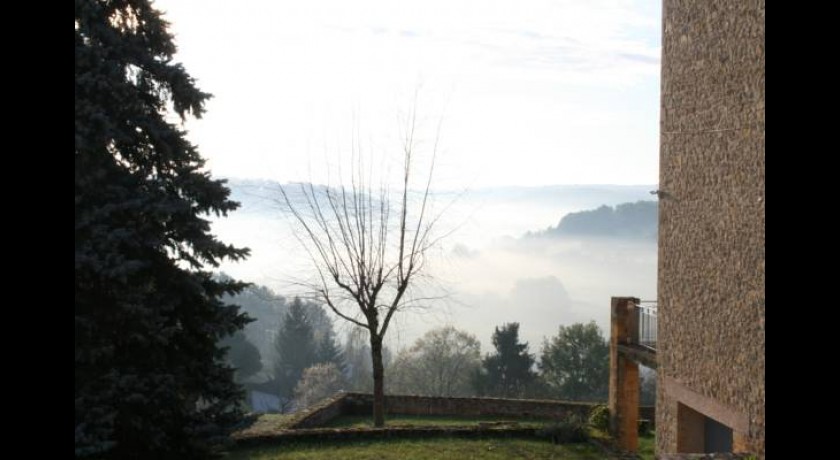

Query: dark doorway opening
left=704, top=416, right=733, bottom=453
left=677, top=402, right=733, bottom=453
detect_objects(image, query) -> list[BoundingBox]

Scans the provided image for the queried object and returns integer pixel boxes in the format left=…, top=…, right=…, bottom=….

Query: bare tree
left=278, top=107, right=445, bottom=426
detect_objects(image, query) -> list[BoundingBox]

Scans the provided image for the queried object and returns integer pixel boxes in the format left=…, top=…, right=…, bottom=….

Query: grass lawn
left=638, top=433, right=655, bottom=460
left=224, top=437, right=605, bottom=459
left=588, top=427, right=654, bottom=460
left=322, top=414, right=555, bottom=429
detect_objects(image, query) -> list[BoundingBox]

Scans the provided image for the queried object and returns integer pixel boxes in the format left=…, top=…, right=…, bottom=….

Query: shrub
left=537, top=415, right=588, bottom=444
left=588, top=404, right=610, bottom=432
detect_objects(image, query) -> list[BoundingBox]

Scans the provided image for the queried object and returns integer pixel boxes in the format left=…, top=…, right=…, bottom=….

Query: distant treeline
left=528, top=200, right=658, bottom=240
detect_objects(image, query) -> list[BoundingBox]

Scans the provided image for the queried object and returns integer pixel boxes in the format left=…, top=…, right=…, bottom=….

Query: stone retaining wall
left=235, top=426, right=541, bottom=447
left=658, top=454, right=755, bottom=460
left=343, top=393, right=596, bottom=419
left=289, top=392, right=607, bottom=429
left=286, top=392, right=347, bottom=429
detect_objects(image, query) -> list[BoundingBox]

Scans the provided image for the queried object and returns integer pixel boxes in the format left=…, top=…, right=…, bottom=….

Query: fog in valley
left=213, top=180, right=657, bottom=353
left=77, top=1, right=686, bottom=455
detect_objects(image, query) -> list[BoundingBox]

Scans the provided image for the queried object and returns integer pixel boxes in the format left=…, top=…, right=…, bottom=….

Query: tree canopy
left=390, top=326, right=481, bottom=397
left=316, top=326, right=347, bottom=374
left=475, top=323, right=537, bottom=398
left=226, top=284, right=286, bottom=374
left=221, top=332, right=263, bottom=382
left=273, top=298, right=319, bottom=401
left=530, top=200, right=658, bottom=240
left=539, top=322, right=609, bottom=401
left=75, top=1, right=249, bottom=457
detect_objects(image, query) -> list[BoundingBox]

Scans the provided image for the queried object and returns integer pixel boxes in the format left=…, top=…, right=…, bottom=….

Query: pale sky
left=156, top=0, right=661, bottom=189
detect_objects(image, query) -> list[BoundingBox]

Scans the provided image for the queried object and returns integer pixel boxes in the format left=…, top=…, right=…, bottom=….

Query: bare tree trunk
left=370, top=334, right=386, bottom=427
left=277, top=103, right=447, bottom=428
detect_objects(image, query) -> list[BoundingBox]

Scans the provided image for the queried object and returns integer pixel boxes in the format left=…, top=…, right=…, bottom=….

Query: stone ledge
left=289, top=392, right=603, bottom=429
left=234, top=425, right=542, bottom=447
left=658, top=454, right=755, bottom=460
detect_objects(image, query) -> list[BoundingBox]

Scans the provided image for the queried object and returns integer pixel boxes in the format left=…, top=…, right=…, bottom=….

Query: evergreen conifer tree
left=316, top=326, right=346, bottom=374
left=273, top=298, right=318, bottom=399
left=75, top=1, right=250, bottom=457
left=477, top=323, right=536, bottom=398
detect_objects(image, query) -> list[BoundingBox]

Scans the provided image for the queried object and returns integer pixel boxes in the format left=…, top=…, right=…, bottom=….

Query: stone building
left=657, top=0, right=764, bottom=456
left=610, top=1, right=764, bottom=457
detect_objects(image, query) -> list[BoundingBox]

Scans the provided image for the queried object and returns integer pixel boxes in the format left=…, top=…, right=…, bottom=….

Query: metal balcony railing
left=636, top=301, right=657, bottom=351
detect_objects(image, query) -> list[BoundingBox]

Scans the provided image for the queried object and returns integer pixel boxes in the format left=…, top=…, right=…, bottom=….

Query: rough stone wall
left=658, top=455, right=755, bottom=460
left=290, top=392, right=605, bottom=428
left=287, top=392, right=348, bottom=429
left=657, top=0, right=764, bottom=457
left=235, top=425, right=543, bottom=447
left=343, top=393, right=596, bottom=420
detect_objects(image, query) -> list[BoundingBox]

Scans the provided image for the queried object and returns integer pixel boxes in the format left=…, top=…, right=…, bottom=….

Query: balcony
left=611, top=298, right=657, bottom=370
left=636, top=301, right=657, bottom=351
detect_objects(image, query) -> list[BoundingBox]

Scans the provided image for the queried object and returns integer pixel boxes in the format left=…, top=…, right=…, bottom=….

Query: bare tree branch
left=277, top=103, right=450, bottom=427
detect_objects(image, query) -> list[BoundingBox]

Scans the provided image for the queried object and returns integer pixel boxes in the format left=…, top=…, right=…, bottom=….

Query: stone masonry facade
left=657, top=0, right=764, bottom=457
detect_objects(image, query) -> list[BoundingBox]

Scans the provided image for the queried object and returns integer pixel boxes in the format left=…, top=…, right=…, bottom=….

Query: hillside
left=529, top=201, right=658, bottom=240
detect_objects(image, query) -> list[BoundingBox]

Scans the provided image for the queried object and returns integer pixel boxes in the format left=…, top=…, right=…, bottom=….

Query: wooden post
left=609, top=296, right=641, bottom=452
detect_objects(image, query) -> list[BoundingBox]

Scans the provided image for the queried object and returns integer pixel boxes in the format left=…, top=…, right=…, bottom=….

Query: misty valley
left=213, top=179, right=658, bottom=412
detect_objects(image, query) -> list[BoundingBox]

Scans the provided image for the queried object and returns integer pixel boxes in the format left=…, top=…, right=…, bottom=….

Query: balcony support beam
left=609, top=296, right=642, bottom=452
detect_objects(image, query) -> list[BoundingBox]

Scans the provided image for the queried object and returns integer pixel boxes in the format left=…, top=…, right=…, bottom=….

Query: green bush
left=588, top=404, right=610, bottom=432
left=537, top=415, right=588, bottom=444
